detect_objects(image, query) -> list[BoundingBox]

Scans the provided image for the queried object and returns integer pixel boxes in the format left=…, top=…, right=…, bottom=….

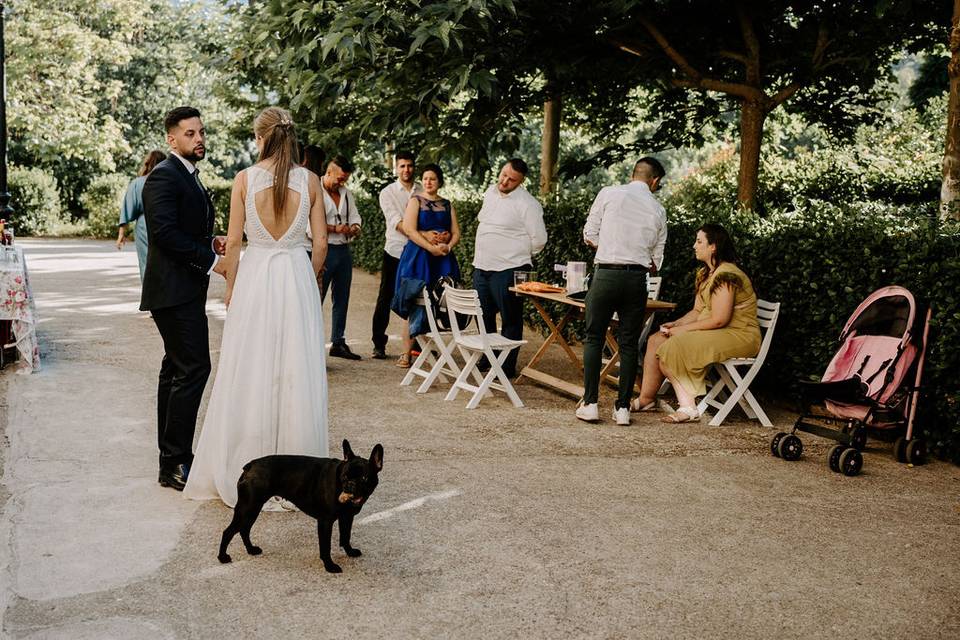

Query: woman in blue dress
left=117, top=150, right=166, bottom=282
left=393, top=163, right=460, bottom=367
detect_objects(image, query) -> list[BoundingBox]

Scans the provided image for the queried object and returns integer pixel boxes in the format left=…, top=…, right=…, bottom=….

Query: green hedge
left=205, top=174, right=233, bottom=235
left=79, top=172, right=233, bottom=239
left=81, top=173, right=130, bottom=238
left=350, top=193, right=483, bottom=279
left=664, top=204, right=959, bottom=463
left=7, top=165, right=64, bottom=236
left=351, top=189, right=960, bottom=462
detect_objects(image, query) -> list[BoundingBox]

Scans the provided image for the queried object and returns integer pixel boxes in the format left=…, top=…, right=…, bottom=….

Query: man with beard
left=371, top=151, right=421, bottom=359
left=141, top=106, right=226, bottom=490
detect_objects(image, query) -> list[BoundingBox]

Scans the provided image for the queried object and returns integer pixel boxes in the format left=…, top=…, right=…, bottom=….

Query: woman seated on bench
left=632, top=223, right=761, bottom=423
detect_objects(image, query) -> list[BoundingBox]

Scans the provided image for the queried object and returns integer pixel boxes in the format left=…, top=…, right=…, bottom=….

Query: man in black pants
left=141, top=106, right=226, bottom=490
left=371, top=151, right=420, bottom=359
left=578, top=157, right=667, bottom=426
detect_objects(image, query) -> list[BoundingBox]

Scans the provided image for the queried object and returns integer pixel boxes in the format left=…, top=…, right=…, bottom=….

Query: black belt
left=596, top=263, right=646, bottom=272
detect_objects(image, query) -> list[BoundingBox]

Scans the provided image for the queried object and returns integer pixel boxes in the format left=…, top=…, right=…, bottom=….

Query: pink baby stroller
left=770, top=285, right=932, bottom=476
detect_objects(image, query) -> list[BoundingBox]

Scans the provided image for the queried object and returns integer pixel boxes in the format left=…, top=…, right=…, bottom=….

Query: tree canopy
left=6, top=0, right=246, bottom=210
left=233, top=0, right=949, bottom=209
left=230, top=0, right=643, bottom=175
left=607, top=0, right=949, bottom=207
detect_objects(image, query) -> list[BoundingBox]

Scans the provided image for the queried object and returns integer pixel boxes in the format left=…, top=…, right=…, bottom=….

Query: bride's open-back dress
left=184, top=165, right=329, bottom=507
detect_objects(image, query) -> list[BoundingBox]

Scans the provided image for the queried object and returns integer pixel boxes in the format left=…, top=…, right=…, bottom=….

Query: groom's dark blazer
left=140, top=155, right=216, bottom=311
left=140, top=153, right=217, bottom=471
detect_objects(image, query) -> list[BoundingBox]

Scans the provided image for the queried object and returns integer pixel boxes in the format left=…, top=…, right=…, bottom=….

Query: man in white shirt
left=371, top=151, right=421, bottom=359
left=471, top=158, right=548, bottom=378
left=320, top=155, right=363, bottom=360
left=577, top=157, right=667, bottom=426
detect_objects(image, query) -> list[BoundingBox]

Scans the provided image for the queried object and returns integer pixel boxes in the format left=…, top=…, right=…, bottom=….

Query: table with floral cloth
left=0, top=246, right=40, bottom=373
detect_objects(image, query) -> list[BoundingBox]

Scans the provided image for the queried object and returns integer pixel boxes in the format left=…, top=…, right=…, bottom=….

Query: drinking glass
left=513, top=270, right=532, bottom=288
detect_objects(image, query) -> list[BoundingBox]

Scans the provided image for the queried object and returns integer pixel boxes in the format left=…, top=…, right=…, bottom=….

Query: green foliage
left=204, top=174, right=234, bottom=235
left=6, top=0, right=138, bottom=183
left=81, top=174, right=129, bottom=238
left=6, top=0, right=249, bottom=213
left=234, top=0, right=949, bottom=209
left=657, top=200, right=958, bottom=462
left=659, top=204, right=960, bottom=463
left=7, top=166, right=65, bottom=236
left=72, top=171, right=233, bottom=240
left=909, top=50, right=950, bottom=110
left=354, top=131, right=960, bottom=462
left=231, top=0, right=640, bottom=174
left=666, top=98, right=945, bottom=216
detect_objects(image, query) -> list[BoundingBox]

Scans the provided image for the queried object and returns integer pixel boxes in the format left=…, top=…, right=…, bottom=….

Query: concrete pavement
left=1, top=239, right=958, bottom=639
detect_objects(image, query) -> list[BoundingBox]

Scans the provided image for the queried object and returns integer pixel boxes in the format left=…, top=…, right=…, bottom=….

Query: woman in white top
left=184, top=107, right=330, bottom=508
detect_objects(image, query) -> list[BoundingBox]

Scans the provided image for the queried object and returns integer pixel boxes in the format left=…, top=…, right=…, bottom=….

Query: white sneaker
left=575, top=402, right=600, bottom=423
left=613, top=407, right=631, bottom=426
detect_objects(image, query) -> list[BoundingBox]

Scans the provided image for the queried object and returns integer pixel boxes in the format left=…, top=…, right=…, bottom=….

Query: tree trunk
left=539, top=96, right=562, bottom=196
left=737, top=99, right=767, bottom=212
left=941, top=0, right=960, bottom=221
left=384, top=143, right=395, bottom=171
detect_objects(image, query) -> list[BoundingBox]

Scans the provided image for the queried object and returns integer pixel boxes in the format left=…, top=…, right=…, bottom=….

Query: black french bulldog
left=218, top=439, right=383, bottom=573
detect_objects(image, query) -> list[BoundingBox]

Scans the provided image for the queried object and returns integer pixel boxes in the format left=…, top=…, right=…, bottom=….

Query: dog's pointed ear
left=342, top=439, right=355, bottom=460
left=370, top=444, right=383, bottom=472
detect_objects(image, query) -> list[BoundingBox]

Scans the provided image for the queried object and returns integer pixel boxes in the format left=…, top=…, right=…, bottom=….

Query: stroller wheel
left=839, top=448, right=863, bottom=476
left=906, top=439, right=927, bottom=466
left=849, top=426, right=867, bottom=451
left=778, top=434, right=803, bottom=461
left=893, top=437, right=908, bottom=463
left=770, top=432, right=787, bottom=458
left=828, top=445, right=847, bottom=473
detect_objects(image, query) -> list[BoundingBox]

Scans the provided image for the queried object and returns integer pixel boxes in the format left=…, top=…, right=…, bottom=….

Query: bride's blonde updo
left=254, top=106, right=300, bottom=218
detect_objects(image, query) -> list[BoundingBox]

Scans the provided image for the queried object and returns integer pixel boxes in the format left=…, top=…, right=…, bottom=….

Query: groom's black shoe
left=330, top=343, right=362, bottom=360
left=158, top=463, right=190, bottom=491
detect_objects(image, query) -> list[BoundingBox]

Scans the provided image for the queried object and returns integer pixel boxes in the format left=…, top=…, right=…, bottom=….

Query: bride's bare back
left=251, top=164, right=305, bottom=241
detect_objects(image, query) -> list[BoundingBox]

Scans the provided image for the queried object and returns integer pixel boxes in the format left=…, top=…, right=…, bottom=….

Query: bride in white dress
left=184, top=107, right=329, bottom=508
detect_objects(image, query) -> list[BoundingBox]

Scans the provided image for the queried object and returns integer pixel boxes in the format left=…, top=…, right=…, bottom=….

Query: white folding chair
left=401, top=288, right=466, bottom=393
left=442, top=287, right=527, bottom=409
left=638, top=276, right=663, bottom=348
left=696, top=299, right=781, bottom=427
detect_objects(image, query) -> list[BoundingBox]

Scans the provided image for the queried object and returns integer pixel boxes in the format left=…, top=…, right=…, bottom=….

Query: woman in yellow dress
left=632, top=223, right=761, bottom=423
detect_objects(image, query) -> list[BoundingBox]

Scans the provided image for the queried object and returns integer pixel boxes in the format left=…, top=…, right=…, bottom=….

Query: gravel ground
left=1, top=238, right=958, bottom=639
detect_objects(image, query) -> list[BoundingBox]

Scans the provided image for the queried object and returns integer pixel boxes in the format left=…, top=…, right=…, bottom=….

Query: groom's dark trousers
left=140, top=155, right=216, bottom=470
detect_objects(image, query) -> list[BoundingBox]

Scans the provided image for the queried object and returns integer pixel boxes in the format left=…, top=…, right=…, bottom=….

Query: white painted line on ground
left=357, top=489, right=462, bottom=525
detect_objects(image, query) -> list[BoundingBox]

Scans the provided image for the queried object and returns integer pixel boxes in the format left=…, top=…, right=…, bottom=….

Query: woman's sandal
left=396, top=353, right=411, bottom=368
left=630, top=397, right=659, bottom=413
left=660, top=406, right=700, bottom=423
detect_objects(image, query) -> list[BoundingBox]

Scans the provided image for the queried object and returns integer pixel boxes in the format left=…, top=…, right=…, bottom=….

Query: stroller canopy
left=820, top=286, right=924, bottom=414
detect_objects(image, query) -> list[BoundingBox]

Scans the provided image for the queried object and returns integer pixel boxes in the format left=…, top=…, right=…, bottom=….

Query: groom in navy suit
left=141, top=106, right=226, bottom=491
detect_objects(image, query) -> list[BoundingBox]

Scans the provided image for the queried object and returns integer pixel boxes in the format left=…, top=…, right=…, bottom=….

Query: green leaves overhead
left=6, top=0, right=248, bottom=212
left=231, top=0, right=948, bottom=195
left=232, top=0, right=641, bottom=172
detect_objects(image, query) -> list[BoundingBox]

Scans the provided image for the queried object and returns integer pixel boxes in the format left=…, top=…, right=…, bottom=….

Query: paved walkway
left=1, top=239, right=958, bottom=639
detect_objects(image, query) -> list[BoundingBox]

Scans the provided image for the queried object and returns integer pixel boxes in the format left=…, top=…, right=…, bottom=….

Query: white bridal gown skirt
left=184, top=245, right=329, bottom=507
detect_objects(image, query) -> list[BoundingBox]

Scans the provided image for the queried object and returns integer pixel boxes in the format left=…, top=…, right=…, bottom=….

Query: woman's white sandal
left=660, top=406, right=699, bottom=423
left=630, top=397, right=659, bottom=413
